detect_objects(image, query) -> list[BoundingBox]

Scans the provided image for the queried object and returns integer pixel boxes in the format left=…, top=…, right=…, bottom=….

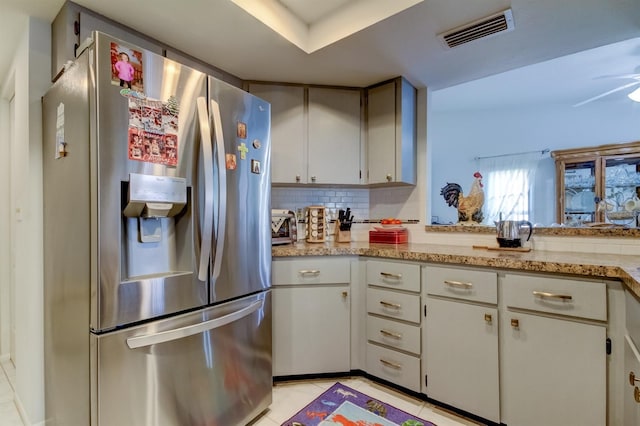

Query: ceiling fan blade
left=593, top=73, right=640, bottom=80
left=572, top=81, right=640, bottom=107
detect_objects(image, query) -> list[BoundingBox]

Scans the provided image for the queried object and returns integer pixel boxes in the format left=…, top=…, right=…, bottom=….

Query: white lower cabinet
left=271, top=256, right=620, bottom=425
left=624, top=335, right=640, bottom=425
left=501, top=273, right=607, bottom=426
left=424, top=298, right=499, bottom=423
left=366, top=342, right=421, bottom=391
left=365, top=259, right=422, bottom=392
left=272, top=257, right=351, bottom=376
left=625, top=289, right=640, bottom=425
left=501, top=311, right=606, bottom=425
left=423, top=265, right=499, bottom=423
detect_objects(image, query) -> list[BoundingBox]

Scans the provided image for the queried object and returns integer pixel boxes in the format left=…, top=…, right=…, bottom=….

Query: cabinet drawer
left=272, top=257, right=350, bottom=285
left=367, top=288, right=421, bottom=324
left=366, top=315, right=421, bottom=355
left=367, top=260, right=421, bottom=293
left=424, top=265, right=497, bottom=304
left=366, top=343, right=421, bottom=392
left=503, top=273, right=606, bottom=321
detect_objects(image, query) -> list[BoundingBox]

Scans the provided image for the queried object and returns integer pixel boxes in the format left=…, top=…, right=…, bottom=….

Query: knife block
left=305, top=206, right=326, bottom=243
left=334, top=224, right=351, bottom=243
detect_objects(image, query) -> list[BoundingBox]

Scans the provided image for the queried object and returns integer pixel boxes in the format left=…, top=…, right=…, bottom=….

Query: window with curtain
left=476, top=152, right=544, bottom=224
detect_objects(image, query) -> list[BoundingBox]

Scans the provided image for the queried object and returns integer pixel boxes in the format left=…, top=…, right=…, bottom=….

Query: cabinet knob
left=635, top=387, right=640, bottom=403
left=295, top=175, right=301, bottom=183
left=342, top=291, right=348, bottom=298
left=484, top=313, right=493, bottom=324
left=311, top=176, right=317, bottom=182
left=630, top=371, right=640, bottom=386
left=386, top=174, right=392, bottom=182
left=511, top=318, right=519, bottom=329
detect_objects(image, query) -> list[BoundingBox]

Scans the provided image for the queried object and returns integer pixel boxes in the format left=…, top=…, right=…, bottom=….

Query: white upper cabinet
left=366, top=77, right=417, bottom=186
left=246, top=83, right=306, bottom=184
left=248, top=83, right=362, bottom=185
left=308, top=87, right=362, bottom=185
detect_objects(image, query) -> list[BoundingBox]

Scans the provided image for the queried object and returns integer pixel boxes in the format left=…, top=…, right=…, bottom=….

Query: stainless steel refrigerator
left=42, top=32, right=272, bottom=426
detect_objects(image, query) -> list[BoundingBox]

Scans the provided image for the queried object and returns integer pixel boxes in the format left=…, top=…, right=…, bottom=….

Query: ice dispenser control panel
left=123, top=173, right=187, bottom=218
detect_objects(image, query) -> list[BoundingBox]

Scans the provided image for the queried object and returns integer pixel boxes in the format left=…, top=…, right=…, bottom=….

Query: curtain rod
left=474, top=148, right=550, bottom=161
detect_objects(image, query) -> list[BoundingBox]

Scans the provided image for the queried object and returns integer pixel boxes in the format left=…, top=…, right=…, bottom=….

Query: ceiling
left=1, top=0, right=639, bottom=110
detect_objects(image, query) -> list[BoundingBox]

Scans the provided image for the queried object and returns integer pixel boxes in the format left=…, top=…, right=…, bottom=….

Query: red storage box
left=369, top=228, right=408, bottom=244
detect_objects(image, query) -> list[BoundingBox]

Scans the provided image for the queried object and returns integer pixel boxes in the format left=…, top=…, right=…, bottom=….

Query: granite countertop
left=426, top=224, right=640, bottom=237
left=272, top=241, right=640, bottom=297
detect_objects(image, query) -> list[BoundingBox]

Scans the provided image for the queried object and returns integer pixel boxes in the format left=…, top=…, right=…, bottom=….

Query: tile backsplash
left=271, top=187, right=370, bottom=221
left=271, top=187, right=639, bottom=253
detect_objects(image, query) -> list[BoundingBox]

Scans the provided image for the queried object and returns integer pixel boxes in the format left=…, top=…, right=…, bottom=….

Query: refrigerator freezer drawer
left=92, top=291, right=272, bottom=426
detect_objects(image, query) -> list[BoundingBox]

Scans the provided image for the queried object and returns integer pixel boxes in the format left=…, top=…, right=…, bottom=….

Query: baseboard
left=13, top=393, right=35, bottom=426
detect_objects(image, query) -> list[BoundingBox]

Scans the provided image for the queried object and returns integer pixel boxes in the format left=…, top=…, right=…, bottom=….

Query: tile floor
left=1, top=359, right=23, bottom=426
left=250, top=376, right=483, bottom=426
left=0, top=365, right=481, bottom=426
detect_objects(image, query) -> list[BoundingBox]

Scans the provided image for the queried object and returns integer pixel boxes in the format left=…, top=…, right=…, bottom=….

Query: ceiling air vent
left=438, top=9, right=514, bottom=49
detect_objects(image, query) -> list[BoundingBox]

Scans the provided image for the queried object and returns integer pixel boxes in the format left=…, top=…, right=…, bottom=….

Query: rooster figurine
left=440, top=172, right=485, bottom=225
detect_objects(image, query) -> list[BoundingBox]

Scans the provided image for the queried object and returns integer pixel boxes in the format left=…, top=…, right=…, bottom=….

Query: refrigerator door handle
left=126, top=299, right=263, bottom=349
left=196, top=97, right=214, bottom=282
left=210, top=99, right=227, bottom=287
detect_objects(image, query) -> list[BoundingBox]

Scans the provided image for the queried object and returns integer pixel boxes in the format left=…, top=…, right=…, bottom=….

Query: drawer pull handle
left=379, top=358, right=402, bottom=370
left=630, top=372, right=640, bottom=386
left=511, top=318, right=519, bottom=329
left=380, top=300, right=401, bottom=309
left=299, top=269, right=320, bottom=277
left=484, top=313, right=492, bottom=324
left=532, top=291, right=572, bottom=301
left=380, top=272, right=402, bottom=280
left=444, top=280, right=473, bottom=289
left=636, top=387, right=640, bottom=403
left=380, top=329, right=403, bottom=339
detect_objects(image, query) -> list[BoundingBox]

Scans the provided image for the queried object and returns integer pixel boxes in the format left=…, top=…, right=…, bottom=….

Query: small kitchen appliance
left=495, top=219, right=533, bottom=248
left=272, top=209, right=297, bottom=244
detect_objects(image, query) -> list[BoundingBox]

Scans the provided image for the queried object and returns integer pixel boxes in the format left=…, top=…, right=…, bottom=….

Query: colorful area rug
left=281, top=382, right=437, bottom=426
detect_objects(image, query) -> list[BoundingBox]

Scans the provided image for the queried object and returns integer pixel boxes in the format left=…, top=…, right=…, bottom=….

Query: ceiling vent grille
left=438, top=9, right=514, bottom=49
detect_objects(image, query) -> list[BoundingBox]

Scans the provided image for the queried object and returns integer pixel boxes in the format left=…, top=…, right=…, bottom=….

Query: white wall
left=429, top=100, right=640, bottom=225
left=1, top=16, right=50, bottom=425
left=0, top=80, right=10, bottom=360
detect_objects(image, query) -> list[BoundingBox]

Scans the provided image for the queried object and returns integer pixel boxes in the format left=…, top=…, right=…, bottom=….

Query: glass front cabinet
left=552, top=141, right=640, bottom=227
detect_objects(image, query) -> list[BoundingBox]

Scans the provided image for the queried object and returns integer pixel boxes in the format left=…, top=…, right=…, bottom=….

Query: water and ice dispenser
left=122, top=173, right=191, bottom=279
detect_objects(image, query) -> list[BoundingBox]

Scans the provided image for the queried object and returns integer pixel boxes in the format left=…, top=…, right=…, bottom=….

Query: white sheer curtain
left=476, top=151, right=543, bottom=224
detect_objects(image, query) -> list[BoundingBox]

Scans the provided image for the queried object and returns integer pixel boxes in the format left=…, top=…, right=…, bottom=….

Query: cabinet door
left=425, top=298, right=500, bottom=423
left=247, top=84, right=306, bottom=184
left=367, top=82, right=396, bottom=184
left=272, top=285, right=350, bottom=376
left=624, top=335, right=640, bottom=425
left=559, top=158, right=599, bottom=225
left=308, top=87, right=362, bottom=185
left=501, top=311, right=606, bottom=426
left=80, top=12, right=164, bottom=55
